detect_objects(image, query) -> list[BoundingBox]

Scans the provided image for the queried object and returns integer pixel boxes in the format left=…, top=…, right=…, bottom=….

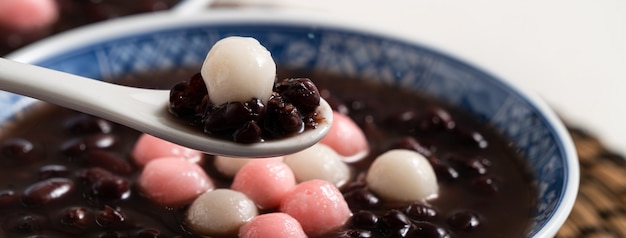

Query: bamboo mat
left=556, top=127, right=626, bottom=238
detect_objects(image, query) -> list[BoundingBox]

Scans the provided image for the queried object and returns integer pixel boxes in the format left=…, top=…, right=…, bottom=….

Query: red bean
left=233, top=121, right=263, bottom=143
left=60, top=138, right=87, bottom=156
left=204, top=100, right=266, bottom=143
left=388, top=136, right=433, bottom=157
left=58, top=206, right=95, bottom=232
left=264, top=94, right=304, bottom=137
left=77, top=167, right=130, bottom=201
left=38, top=164, right=69, bottom=180
left=96, top=205, right=127, bottom=229
left=380, top=210, right=412, bottom=231
left=61, top=134, right=119, bottom=157
left=350, top=210, right=379, bottom=230
left=22, top=178, right=74, bottom=207
left=89, top=175, right=131, bottom=201
left=405, top=202, right=439, bottom=222
left=4, top=213, right=49, bottom=234
left=418, top=107, right=456, bottom=132
left=84, top=134, right=118, bottom=149
left=447, top=210, right=481, bottom=231
left=337, top=229, right=374, bottom=238
left=1, top=138, right=42, bottom=163
left=413, top=221, right=451, bottom=238
left=275, top=78, right=321, bottom=116
left=0, top=189, right=19, bottom=207
left=84, top=150, right=133, bottom=174
left=133, top=228, right=162, bottom=238
left=343, top=187, right=382, bottom=211
left=472, top=176, right=500, bottom=195
left=454, top=126, right=489, bottom=149
left=429, top=157, right=460, bottom=181
left=64, top=115, right=113, bottom=134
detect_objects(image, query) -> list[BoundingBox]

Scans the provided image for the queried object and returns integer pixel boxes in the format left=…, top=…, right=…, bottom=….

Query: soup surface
left=0, top=67, right=536, bottom=237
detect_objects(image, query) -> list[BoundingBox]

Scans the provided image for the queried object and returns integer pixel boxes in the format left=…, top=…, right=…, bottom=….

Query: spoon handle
left=0, top=57, right=333, bottom=157
left=0, top=57, right=167, bottom=127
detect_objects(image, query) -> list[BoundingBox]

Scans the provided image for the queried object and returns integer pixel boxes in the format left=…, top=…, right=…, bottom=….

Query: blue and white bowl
left=4, top=8, right=578, bottom=237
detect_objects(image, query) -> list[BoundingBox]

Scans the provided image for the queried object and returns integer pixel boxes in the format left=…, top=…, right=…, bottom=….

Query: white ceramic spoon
left=0, top=57, right=333, bottom=157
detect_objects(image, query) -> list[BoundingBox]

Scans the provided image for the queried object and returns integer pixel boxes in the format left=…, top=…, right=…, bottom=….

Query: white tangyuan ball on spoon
left=366, top=149, right=439, bottom=202
left=201, top=36, right=276, bottom=105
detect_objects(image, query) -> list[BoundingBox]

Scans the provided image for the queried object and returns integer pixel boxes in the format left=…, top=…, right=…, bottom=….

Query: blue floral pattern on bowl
left=1, top=23, right=573, bottom=237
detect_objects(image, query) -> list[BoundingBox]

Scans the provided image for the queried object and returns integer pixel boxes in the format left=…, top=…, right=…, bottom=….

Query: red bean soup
left=0, top=66, right=536, bottom=237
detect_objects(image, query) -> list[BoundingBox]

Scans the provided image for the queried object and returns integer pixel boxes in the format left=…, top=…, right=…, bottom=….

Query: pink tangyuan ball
left=138, top=157, right=214, bottom=207
left=231, top=159, right=296, bottom=209
left=239, top=213, right=307, bottom=238
left=0, top=0, right=59, bottom=31
left=320, top=111, right=369, bottom=162
left=280, top=179, right=351, bottom=236
left=131, top=133, right=203, bottom=167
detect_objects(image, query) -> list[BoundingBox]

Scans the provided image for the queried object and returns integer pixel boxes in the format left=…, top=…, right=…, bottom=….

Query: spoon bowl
left=0, top=57, right=333, bottom=157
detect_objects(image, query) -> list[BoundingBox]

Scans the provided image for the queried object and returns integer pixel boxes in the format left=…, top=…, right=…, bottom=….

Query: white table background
left=257, top=0, right=626, bottom=155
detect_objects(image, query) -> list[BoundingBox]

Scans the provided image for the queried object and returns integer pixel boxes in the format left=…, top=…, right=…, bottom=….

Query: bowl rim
left=5, top=8, right=579, bottom=238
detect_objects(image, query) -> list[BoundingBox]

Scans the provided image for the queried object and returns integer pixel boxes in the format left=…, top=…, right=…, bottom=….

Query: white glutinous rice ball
left=185, top=189, right=258, bottom=237
left=284, top=143, right=351, bottom=188
left=366, top=149, right=438, bottom=202
left=201, top=36, right=276, bottom=105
